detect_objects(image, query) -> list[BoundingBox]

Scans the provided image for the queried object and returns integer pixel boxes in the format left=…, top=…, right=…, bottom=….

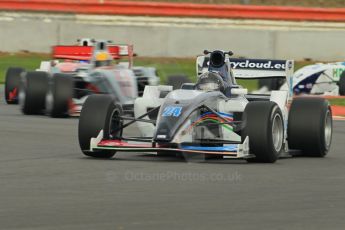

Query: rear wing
left=230, top=58, right=294, bottom=97
left=229, top=58, right=294, bottom=79
left=52, top=44, right=134, bottom=66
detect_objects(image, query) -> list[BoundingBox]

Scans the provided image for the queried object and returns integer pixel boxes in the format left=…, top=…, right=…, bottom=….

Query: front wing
left=90, top=131, right=252, bottom=159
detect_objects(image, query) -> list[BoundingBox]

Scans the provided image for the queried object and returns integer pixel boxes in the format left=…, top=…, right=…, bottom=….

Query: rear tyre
left=78, top=95, right=123, bottom=158
left=20, top=71, right=49, bottom=115
left=288, top=97, right=332, bottom=157
left=46, top=74, right=73, bottom=118
left=5, top=67, right=25, bottom=104
left=242, top=101, right=284, bottom=163
left=339, top=72, right=345, bottom=95
left=166, top=75, right=190, bottom=90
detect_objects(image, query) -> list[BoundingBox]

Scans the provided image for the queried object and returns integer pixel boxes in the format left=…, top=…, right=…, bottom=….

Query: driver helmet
left=195, top=72, right=225, bottom=93
left=94, top=52, right=112, bottom=67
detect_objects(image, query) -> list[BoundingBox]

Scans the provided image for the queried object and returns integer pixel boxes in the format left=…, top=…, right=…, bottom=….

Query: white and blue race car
left=78, top=50, right=333, bottom=163
left=257, top=62, right=345, bottom=96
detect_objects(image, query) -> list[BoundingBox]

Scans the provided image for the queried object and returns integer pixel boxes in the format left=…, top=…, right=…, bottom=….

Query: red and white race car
left=4, top=39, right=159, bottom=117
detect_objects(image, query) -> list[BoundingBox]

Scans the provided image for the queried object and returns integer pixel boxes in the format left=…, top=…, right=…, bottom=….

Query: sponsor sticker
left=333, top=68, right=345, bottom=81
left=229, top=58, right=286, bottom=71
left=162, top=106, right=183, bottom=117
left=157, top=135, right=167, bottom=139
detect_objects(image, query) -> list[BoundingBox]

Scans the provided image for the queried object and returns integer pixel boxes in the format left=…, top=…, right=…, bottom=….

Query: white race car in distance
left=257, top=62, right=345, bottom=96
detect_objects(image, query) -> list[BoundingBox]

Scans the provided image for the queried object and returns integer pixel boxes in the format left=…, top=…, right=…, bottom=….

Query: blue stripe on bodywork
left=201, top=111, right=233, bottom=118
left=181, top=145, right=237, bottom=152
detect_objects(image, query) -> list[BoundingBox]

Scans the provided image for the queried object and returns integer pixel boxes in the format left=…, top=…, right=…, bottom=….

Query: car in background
left=256, top=62, right=345, bottom=96
left=4, top=39, right=160, bottom=117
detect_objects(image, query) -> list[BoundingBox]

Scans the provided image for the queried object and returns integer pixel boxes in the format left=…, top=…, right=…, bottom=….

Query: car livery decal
left=8, top=88, right=18, bottom=101
left=229, top=58, right=287, bottom=71
left=294, top=72, right=321, bottom=94
left=181, top=145, right=238, bottom=152
left=333, top=68, right=345, bottom=81
left=162, top=106, right=183, bottom=117
left=188, top=111, right=234, bottom=132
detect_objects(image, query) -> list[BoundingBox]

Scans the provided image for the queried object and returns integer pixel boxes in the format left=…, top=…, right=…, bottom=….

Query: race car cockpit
left=195, top=72, right=225, bottom=92
left=92, top=41, right=113, bottom=67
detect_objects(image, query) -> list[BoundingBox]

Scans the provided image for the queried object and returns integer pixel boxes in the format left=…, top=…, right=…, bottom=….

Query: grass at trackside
left=0, top=53, right=344, bottom=106
left=134, top=57, right=196, bottom=84
left=0, top=52, right=50, bottom=83
left=328, top=98, right=345, bottom=107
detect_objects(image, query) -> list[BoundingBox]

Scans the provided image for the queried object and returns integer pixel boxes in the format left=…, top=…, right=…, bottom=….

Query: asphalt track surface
left=1, top=87, right=345, bottom=230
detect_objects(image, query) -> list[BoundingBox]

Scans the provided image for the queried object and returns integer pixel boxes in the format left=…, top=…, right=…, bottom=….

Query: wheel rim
left=18, top=87, right=26, bottom=109
left=324, top=109, right=332, bottom=149
left=272, top=113, right=284, bottom=152
left=109, top=108, right=122, bottom=139
left=45, top=90, right=53, bottom=114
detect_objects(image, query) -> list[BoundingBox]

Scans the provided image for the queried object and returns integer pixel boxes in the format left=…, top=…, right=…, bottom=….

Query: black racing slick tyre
left=46, top=74, right=73, bottom=118
left=5, top=67, right=25, bottom=104
left=242, top=101, right=284, bottom=163
left=339, top=72, right=345, bottom=96
left=288, top=97, right=332, bottom=157
left=20, top=71, right=49, bottom=115
left=166, top=75, right=191, bottom=90
left=78, top=95, right=123, bottom=158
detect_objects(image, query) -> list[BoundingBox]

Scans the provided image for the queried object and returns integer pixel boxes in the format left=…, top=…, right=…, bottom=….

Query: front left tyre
left=78, top=95, right=123, bottom=158
left=242, top=101, right=284, bottom=163
left=5, top=67, right=25, bottom=104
